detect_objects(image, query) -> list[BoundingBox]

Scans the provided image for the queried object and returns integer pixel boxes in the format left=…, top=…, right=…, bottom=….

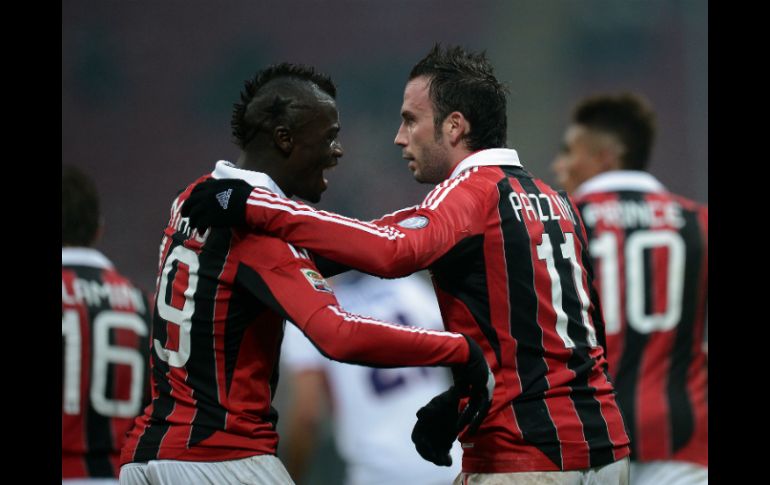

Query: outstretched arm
left=183, top=177, right=483, bottom=277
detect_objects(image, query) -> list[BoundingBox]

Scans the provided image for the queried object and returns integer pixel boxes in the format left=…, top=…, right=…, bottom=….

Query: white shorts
left=453, top=457, right=629, bottom=485
left=118, top=454, right=294, bottom=485
left=630, top=460, right=707, bottom=485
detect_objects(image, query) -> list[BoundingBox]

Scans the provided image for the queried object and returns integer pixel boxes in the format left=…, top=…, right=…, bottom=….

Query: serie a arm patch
left=300, top=268, right=334, bottom=293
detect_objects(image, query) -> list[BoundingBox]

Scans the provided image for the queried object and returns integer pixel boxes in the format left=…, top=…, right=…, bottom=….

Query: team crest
left=397, top=216, right=429, bottom=229
left=300, top=268, right=333, bottom=293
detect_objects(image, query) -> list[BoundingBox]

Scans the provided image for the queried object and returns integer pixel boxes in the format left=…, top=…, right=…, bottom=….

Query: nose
left=332, top=140, right=344, bottom=158
left=394, top=122, right=407, bottom=147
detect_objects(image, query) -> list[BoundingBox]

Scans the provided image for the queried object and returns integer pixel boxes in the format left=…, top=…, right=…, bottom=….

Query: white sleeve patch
left=396, top=215, right=430, bottom=229
left=300, top=268, right=334, bottom=293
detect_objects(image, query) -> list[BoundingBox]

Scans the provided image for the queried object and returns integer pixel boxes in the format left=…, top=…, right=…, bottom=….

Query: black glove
left=180, top=178, right=252, bottom=233
left=452, top=335, right=495, bottom=436
left=410, top=336, right=494, bottom=467
left=411, top=387, right=461, bottom=467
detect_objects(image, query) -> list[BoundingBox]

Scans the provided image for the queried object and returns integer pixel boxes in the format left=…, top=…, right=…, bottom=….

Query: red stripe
left=676, top=205, right=708, bottom=466
left=170, top=262, right=189, bottom=310
left=213, top=251, right=238, bottom=418
left=157, top=366, right=195, bottom=457
left=635, top=331, right=674, bottom=458
left=485, top=187, right=524, bottom=404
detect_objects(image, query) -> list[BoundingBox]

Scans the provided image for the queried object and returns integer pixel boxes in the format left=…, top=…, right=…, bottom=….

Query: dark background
left=62, top=1, right=707, bottom=482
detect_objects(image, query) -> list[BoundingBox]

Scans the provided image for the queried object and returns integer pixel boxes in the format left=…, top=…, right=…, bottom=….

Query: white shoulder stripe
left=250, top=187, right=402, bottom=236
left=249, top=188, right=405, bottom=239
left=422, top=177, right=454, bottom=209
left=286, top=243, right=310, bottom=260
left=247, top=198, right=405, bottom=240
left=328, top=306, right=463, bottom=338
left=426, top=167, right=478, bottom=211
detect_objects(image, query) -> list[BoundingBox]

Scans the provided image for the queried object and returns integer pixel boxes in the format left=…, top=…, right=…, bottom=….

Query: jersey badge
left=300, top=268, right=333, bottom=293
left=397, top=215, right=429, bottom=229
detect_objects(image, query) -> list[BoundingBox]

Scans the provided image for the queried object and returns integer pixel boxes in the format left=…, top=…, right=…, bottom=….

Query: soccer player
left=62, top=165, right=152, bottom=484
left=282, top=272, right=461, bottom=485
left=183, top=45, right=632, bottom=484
left=118, top=63, right=493, bottom=485
left=551, top=93, right=708, bottom=484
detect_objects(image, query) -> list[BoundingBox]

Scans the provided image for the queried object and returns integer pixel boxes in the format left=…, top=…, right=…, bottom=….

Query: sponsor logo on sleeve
left=300, top=268, right=334, bottom=293
left=397, top=215, right=429, bottom=229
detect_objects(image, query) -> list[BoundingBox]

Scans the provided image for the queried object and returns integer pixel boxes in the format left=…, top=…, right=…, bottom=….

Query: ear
left=597, top=140, right=624, bottom=171
left=444, top=111, right=469, bottom=146
left=273, top=125, right=293, bottom=155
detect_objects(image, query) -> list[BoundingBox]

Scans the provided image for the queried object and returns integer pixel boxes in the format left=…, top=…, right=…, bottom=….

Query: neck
left=237, top=150, right=293, bottom=197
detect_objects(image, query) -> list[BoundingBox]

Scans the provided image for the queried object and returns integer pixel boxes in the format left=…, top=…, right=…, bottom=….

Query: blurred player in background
left=62, top=165, right=152, bottom=484
left=282, top=272, right=461, bottom=485
left=183, top=44, right=632, bottom=484
left=552, top=93, right=708, bottom=484
left=118, top=63, right=492, bottom=485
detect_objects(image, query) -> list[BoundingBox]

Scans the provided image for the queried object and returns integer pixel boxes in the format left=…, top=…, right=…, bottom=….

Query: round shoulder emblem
left=397, top=216, right=430, bottom=229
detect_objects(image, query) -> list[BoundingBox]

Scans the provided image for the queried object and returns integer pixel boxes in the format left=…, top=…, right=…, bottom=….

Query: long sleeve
left=243, top=169, right=485, bottom=277
left=233, top=239, right=470, bottom=367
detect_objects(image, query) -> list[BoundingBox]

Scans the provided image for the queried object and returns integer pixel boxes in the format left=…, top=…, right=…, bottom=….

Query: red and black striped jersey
left=573, top=171, right=708, bottom=467
left=62, top=248, right=151, bottom=479
left=120, top=161, right=471, bottom=465
left=240, top=149, right=631, bottom=473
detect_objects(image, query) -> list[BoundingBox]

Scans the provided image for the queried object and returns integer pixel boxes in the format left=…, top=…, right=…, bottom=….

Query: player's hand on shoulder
left=181, top=178, right=252, bottom=233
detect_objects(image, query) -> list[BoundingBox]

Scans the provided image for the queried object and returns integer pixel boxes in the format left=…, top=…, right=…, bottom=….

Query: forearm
left=300, top=305, right=469, bottom=367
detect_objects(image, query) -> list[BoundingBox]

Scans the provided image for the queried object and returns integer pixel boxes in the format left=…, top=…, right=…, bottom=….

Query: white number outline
left=155, top=244, right=199, bottom=368
left=589, top=229, right=686, bottom=335
left=536, top=233, right=598, bottom=348
left=61, top=309, right=148, bottom=417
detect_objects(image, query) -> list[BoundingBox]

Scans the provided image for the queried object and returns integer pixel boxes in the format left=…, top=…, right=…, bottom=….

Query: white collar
left=212, top=160, right=287, bottom=198
left=574, top=170, right=667, bottom=197
left=62, top=247, right=114, bottom=269
left=449, top=148, right=522, bottom=179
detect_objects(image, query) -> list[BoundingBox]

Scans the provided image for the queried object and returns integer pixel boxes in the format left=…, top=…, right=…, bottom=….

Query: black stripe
left=610, top=191, right=651, bottom=459
left=133, top=313, right=174, bottom=462
left=164, top=262, right=178, bottom=310
left=572, top=198, right=609, bottom=356
left=668, top=206, right=703, bottom=451
left=134, top=236, right=182, bottom=462
left=76, top=266, right=118, bottom=477
left=430, top=234, right=502, bottom=367
left=497, top=169, right=562, bottom=468
left=520, top=175, right=615, bottom=467
left=188, top=229, right=232, bottom=446
left=224, top=267, right=268, bottom=396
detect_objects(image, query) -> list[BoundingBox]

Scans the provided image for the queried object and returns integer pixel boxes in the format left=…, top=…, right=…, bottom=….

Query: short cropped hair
left=409, top=44, right=508, bottom=151
left=232, top=63, right=337, bottom=149
left=62, top=164, right=100, bottom=246
left=572, top=93, right=656, bottom=170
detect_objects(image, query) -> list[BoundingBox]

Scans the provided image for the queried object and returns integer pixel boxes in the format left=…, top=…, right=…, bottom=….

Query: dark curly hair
left=231, top=63, right=337, bottom=149
left=62, top=164, right=100, bottom=246
left=409, top=44, right=508, bottom=151
left=572, top=93, right=656, bottom=170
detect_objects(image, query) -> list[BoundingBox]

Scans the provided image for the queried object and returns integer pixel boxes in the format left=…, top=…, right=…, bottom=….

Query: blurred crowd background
left=62, top=1, right=707, bottom=483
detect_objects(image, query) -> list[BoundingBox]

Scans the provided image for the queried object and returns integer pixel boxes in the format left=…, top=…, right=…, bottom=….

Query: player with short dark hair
left=62, top=165, right=152, bottom=484
left=183, top=45, right=632, bottom=484
left=118, top=62, right=493, bottom=485
left=552, top=93, right=708, bottom=484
